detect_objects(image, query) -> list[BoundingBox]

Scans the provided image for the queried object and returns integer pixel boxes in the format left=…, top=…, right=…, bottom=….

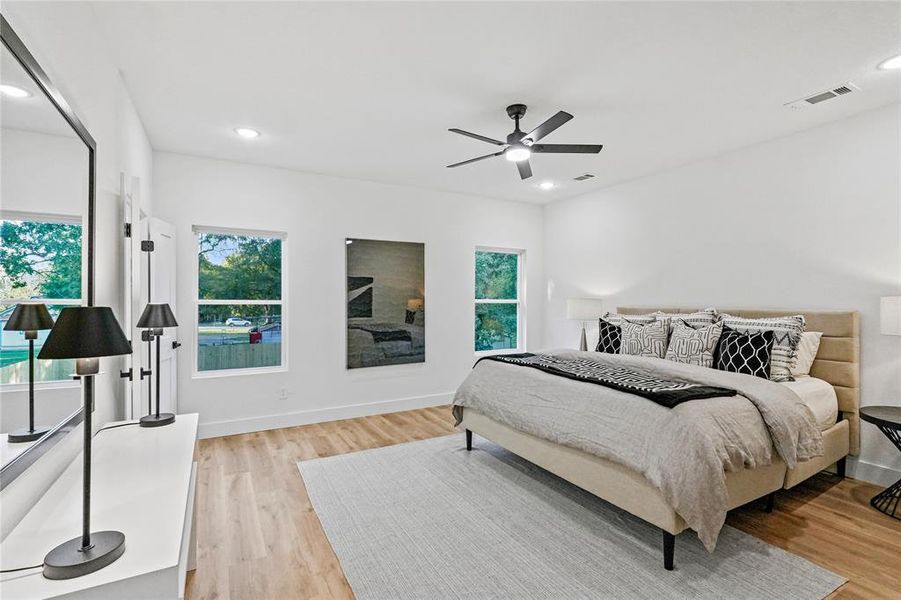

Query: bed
left=454, top=308, right=859, bottom=570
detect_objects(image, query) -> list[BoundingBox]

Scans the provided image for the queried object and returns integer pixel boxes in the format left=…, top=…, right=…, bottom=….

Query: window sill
left=474, top=349, right=523, bottom=358
left=191, top=366, right=288, bottom=380
left=1, top=380, right=80, bottom=393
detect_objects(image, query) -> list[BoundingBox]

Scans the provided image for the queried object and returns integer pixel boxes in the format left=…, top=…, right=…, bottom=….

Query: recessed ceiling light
left=539, top=181, right=555, bottom=191
left=877, top=54, right=901, bottom=71
left=0, top=84, right=31, bottom=98
left=234, top=127, right=260, bottom=139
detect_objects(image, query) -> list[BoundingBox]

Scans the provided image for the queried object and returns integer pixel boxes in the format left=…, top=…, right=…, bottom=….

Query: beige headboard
left=617, top=307, right=861, bottom=455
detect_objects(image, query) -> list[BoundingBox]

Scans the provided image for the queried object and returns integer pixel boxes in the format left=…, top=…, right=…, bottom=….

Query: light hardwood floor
left=186, top=406, right=901, bottom=599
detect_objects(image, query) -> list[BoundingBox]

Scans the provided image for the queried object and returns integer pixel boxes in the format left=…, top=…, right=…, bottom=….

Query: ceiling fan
left=447, top=104, right=603, bottom=180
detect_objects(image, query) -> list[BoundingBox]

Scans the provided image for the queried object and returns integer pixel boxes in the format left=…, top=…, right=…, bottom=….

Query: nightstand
left=860, top=406, right=901, bottom=520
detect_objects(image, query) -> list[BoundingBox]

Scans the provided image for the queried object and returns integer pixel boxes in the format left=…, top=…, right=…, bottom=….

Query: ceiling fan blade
left=448, top=128, right=505, bottom=146
left=531, top=143, right=603, bottom=154
left=446, top=151, right=504, bottom=168
left=517, top=159, right=533, bottom=180
left=522, top=111, right=573, bottom=143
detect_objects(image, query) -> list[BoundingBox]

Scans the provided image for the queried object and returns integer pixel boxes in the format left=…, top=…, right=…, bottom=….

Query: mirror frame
left=0, top=14, right=96, bottom=490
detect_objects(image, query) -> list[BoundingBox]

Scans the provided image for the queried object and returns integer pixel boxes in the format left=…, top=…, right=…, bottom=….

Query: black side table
left=860, top=406, right=901, bottom=520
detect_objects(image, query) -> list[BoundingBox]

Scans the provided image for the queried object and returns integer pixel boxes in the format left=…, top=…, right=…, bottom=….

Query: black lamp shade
left=4, top=303, right=54, bottom=331
left=136, top=303, right=178, bottom=329
left=37, top=306, right=132, bottom=359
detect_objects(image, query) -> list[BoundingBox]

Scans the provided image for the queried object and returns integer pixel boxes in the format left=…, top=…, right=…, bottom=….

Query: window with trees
left=474, top=249, right=524, bottom=353
left=195, top=228, right=285, bottom=374
left=1, top=215, right=83, bottom=385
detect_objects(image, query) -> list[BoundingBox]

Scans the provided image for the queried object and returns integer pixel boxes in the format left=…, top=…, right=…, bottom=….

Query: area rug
left=298, top=435, right=845, bottom=599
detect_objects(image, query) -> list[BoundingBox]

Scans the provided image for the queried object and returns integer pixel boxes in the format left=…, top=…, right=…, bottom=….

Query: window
left=194, top=228, right=285, bottom=374
left=474, top=249, right=524, bottom=353
left=1, top=214, right=83, bottom=385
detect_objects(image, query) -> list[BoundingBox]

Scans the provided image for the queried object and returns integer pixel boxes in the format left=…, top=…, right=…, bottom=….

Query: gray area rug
left=298, top=435, right=845, bottom=599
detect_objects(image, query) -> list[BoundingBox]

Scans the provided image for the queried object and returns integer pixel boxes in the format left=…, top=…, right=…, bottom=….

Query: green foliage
left=198, top=233, right=282, bottom=300
left=0, top=220, right=82, bottom=299
left=475, top=303, right=518, bottom=351
left=475, top=251, right=518, bottom=299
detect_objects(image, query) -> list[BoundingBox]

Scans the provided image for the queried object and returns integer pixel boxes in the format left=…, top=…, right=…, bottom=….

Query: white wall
left=1, top=2, right=153, bottom=538
left=153, top=152, right=544, bottom=438
left=543, top=104, right=901, bottom=483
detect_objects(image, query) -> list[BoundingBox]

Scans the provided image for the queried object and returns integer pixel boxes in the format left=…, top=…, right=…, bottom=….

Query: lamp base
left=7, top=426, right=51, bottom=443
left=139, top=413, right=175, bottom=428
left=43, top=530, right=125, bottom=580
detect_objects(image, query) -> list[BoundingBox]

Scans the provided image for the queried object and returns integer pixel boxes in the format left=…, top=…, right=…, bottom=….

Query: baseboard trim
left=848, top=456, right=901, bottom=487
left=197, top=392, right=454, bottom=439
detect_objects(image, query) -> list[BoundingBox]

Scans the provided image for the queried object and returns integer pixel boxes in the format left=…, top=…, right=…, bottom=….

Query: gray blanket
left=452, top=351, right=823, bottom=552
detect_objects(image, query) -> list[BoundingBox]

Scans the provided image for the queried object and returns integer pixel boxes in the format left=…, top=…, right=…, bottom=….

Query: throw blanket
left=478, top=353, right=736, bottom=408
left=453, top=351, right=823, bottom=552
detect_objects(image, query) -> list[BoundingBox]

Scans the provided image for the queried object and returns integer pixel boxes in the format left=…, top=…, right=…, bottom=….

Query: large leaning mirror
left=0, top=15, right=96, bottom=487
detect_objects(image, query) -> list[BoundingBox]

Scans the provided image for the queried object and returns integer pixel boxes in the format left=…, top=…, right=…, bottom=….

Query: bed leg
left=465, top=429, right=472, bottom=451
left=836, top=457, right=846, bottom=478
left=764, top=492, right=776, bottom=513
left=663, top=531, right=675, bottom=571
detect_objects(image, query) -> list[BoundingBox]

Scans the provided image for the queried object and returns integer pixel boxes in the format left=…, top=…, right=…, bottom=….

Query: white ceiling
left=90, top=1, right=901, bottom=203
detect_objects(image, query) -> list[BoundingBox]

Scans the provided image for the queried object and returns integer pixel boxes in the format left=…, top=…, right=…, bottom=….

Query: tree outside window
left=1, top=217, right=83, bottom=384
left=474, top=249, right=523, bottom=352
left=195, top=230, right=285, bottom=373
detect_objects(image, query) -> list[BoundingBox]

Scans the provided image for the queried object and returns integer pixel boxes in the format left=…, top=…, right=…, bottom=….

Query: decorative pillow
left=714, top=326, right=775, bottom=379
left=600, top=311, right=657, bottom=326
left=717, top=314, right=805, bottom=382
left=791, top=331, right=822, bottom=377
left=619, top=320, right=669, bottom=359
left=655, top=308, right=718, bottom=333
left=665, top=320, right=724, bottom=368
left=595, top=318, right=621, bottom=353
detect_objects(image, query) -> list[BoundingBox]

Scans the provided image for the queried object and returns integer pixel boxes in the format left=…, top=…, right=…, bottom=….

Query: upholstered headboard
left=617, top=307, right=861, bottom=455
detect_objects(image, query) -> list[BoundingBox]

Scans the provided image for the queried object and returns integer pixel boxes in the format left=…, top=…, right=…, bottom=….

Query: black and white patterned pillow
left=717, top=314, right=805, bottom=382
left=595, top=318, right=621, bottom=353
left=665, top=320, right=724, bottom=368
left=655, top=308, right=718, bottom=334
left=714, top=326, right=775, bottom=379
left=619, top=320, right=669, bottom=359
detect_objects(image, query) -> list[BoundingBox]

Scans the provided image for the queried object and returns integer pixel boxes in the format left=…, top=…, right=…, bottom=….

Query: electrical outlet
left=279, top=387, right=289, bottom=400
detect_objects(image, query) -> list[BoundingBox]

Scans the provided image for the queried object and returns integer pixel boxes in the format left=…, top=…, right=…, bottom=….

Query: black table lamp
left=3, top=303, right=55, bottom=443
left=136, top=303, right=178, bottom=427
left=37, top=306, right=132, bottom=580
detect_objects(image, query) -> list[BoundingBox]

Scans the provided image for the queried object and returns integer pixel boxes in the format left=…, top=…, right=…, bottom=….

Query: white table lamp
left=566, top=297, right=606, bottom=351
left=881, top=297, right=901, bottom=336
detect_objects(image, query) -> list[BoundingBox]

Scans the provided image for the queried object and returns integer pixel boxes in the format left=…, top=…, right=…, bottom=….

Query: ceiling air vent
left=573, top=173, right=595, bottom=181
left=784, top=82, right=859, bottom=109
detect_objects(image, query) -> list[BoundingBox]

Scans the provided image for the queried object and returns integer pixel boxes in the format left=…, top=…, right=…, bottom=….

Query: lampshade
left=566, top=297, right=605, bottom=321
left=881, top=297, right=901, bottom=336
left=38, top=306, right=132, bottom=359
left=136, top=303, right=179, bottom=329
left=4, top=302, right=54, bottom=331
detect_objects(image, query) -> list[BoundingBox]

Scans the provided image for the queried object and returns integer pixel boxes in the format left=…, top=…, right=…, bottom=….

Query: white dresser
left=0, top=413, right=199, bottom=599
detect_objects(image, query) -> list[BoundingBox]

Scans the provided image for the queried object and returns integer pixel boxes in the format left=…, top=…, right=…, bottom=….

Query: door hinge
left=124, top=222, right=132, bottom=238
left=141, top=240, right=155, bottom=252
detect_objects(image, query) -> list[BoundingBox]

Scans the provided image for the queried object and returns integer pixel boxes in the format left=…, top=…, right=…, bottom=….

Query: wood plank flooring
left=186, top=406, right=901, bottom=599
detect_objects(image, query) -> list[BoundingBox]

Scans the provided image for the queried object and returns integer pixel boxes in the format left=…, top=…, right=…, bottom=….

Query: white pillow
left=791, top=331, right=822, bottom=377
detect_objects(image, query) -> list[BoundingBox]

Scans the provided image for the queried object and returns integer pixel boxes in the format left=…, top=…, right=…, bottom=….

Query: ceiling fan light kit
left=447, top=103, right=603, bottom=180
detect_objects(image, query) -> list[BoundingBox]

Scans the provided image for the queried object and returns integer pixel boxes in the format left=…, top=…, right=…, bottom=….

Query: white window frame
left=192, top=225, right=288, bottom=378
left=474, top=247, right=525, bottom=357
left=1, top=211, right=84, bottom=390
